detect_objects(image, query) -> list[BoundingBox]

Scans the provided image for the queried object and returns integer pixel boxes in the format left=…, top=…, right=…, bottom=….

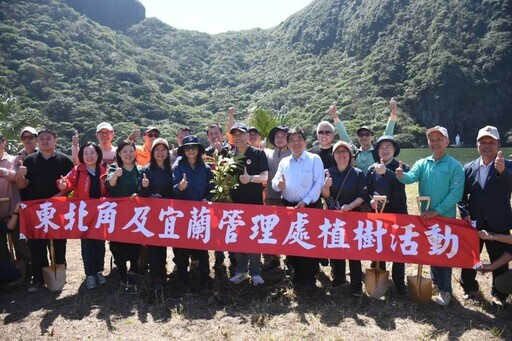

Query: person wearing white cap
left=458, top=125, right=512, bottom=306
left=396, top=125, right=464, bottom=306
left=71, top=122, right=116, bottom=166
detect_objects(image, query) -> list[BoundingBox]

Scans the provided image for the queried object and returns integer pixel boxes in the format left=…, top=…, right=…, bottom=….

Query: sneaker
left=491, top=296, right=506, bottom=307
left=251, top=275, right=264, bottom=286
left=86, top=276, right=97, bottom=290
left=435, top=291, right=451, bottom=306
left=96, top=272, right=107, bottom=285
left=28, top=282, right=42, bottom=293
left=229, top=272, right=250, bottom=284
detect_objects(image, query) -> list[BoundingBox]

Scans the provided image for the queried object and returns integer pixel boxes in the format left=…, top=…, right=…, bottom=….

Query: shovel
left=365, top=195, right=390, bottom=299
left=42, top=239, right=66, bottom=292
left=7, top=234, right=26, bottom=285
left=407, top=196, right=433, bottom=303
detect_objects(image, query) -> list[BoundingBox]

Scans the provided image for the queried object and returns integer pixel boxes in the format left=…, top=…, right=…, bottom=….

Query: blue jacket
left=173, top=160, right=214, bottom=201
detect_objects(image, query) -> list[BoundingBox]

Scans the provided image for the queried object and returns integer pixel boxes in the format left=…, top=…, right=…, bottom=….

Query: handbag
left=326, top=167, right=352, bottom=210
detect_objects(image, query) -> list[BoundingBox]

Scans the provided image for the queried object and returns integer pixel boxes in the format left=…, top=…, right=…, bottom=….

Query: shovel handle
left=373, top=195, right=387, bottom=214
left=416, top=196, right=430, bottom=213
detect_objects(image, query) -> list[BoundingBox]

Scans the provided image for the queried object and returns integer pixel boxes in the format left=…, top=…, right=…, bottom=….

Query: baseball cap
left=426, top=126, right=449, bottom=139
left=476, top=125, right=499, bottom=141
left=356, top=126, right=374, bottom=135
left=248, top=126, right=260, bottom=134
left=96, top=122, right=113, bottom=132
left=229, top=123, right=248, bottom=134
left=20, top=126, right=38, bottom=137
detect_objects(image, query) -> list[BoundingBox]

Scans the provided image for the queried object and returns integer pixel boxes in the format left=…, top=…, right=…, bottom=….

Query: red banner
left=19, top=197, right=480, bottom=268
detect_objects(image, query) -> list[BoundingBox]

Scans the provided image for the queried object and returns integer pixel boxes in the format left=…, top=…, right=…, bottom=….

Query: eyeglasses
left=358, top=132, right=372, bottom=137
left=318, top=130, right=333, bottom=135
left=146, top=132, right=159, bottom=138
left=184, top=145, right=198, bottom=151
left=21, top=135, right=35, bottom=141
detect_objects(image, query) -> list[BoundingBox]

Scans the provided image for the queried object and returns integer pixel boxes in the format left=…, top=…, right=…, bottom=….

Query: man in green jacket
left=396, top=125, right=464, bottom=306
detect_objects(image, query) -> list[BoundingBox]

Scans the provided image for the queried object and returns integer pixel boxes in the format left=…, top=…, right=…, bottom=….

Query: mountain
left=0, top=0, right=510, bottom=150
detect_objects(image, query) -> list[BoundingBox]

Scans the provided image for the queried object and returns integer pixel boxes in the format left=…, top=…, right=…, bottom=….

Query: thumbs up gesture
left=278, top=174, right=286, bottom=191
left=324, top=170, right=332, bottom=188
left=141, top=173, right=149, bottom=188
left=375, top=158, right=387, bottom=175
left=114, top=162, right=123, bottom=177
left=17, top=160, right=27, bottom=177
left=395, top=160, right=404, bottom=179
left=179, top=173, right=188, bottom=191
left=495, top=150, right=505, bottom=175
left=389, top=97, right=398, bottom=115
left=328, top=101, right=338, bottom=120
left=58, top=175, right=67, bottom=191
left=240, top=167, right=251, bottom=184
left=228, top=106, right=236, bottom=117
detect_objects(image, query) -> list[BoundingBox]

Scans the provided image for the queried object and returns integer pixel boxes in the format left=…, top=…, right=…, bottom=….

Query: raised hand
left=395, top=160, right=404, bottom=179
left=141, top=173, right=149, bottom=188
left=328, top=101, right=338, bottom=120
left=375, top=158, right=387, bottom=175
left=324, top=170, right=332, bottom=188
left=17, top=160, right=27, bottom=177
left=213, top=138, right=223, bottom=152
left=495, top=150, right=505, bottom=174
left=179, top=173, right=188, bottom=191
left=228, top=106, right=236, bottom=116
left=132, top=128, right=140, bottom=139
left=389, top=97, right=398, bottom=116
left=58, top=175, right=67, bottom=191
left=278, top=174, right=286, bottom=191
left=72, top=129, right=79, bottom=147
left=114, top=162, right=123, bottom=177
left=240, top=167, right=251, bottom=184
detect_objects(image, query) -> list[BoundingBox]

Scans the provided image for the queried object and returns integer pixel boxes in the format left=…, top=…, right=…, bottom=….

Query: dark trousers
left=81, top=239, right=105, bottom=277
left=288, top=255, right=319, bottom=286
left=148, top=246, right=167, bottom=280
left=110, top=242, right=140, bottom=282
left=174, top=247, right=210, bottom=282
left=28, top=238, right=66, bottom=284
left=0, top=261, right=21, bottom=285
left=376, top=261, right=405, bottom=289
left=331, top=259, right=362, bottom=290
left=461, top=237, right=510, bottom=299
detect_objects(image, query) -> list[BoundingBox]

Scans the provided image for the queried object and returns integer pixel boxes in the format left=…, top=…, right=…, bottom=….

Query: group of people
left=0, top=99, right=510, bottom=309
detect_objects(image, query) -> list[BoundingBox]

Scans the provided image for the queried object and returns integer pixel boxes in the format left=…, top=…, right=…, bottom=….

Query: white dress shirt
left=271, top=151, right=325, bottom=205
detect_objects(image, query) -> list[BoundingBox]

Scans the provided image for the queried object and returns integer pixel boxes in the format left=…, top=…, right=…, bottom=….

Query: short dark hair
left=206, top=123, right=222, bottom=135
left=178, top=126, right=191, bottom=134
left=37, top=128, right=57, bottom=138
left=78, top=142, right=103, bottom=165
left=115, top=140, right=136, bottom=166
left=287, top=127, right=306, bottom=142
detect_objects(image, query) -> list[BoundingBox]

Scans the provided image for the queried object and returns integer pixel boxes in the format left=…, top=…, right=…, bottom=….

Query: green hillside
left=0, top=0, right=510, bottom=151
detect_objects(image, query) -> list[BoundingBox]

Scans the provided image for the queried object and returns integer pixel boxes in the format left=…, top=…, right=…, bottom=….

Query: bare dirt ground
left=0, top=239, right=510, bottom=341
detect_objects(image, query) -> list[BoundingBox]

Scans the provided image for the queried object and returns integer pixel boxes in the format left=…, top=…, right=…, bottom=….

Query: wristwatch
left=250, top=175, right=254, bottom=183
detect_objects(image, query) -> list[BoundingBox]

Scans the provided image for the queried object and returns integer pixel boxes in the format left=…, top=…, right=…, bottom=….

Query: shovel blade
left=365, top=268, right=389, bottom=298
left=407, top=275, right=432, bottom=304
left=42, top=264, right=66, bottom=292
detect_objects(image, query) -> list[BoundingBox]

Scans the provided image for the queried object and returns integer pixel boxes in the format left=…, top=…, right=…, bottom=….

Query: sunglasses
left=318, top=130, right=333, bottom=135
left=184, top=145, right=198, bottom=151
left=358, top=132, right=372, bottom=137
left=146, top=132, right=159, bottom=138
left=21, top=135, right=35, bottom=141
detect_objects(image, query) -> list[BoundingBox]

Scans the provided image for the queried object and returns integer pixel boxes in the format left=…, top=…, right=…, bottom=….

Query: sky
left=138, top=0, right=314, bottom=34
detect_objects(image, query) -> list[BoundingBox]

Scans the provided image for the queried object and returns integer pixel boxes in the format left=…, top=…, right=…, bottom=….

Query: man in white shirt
left=271, top=127, right=324, bottom=292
